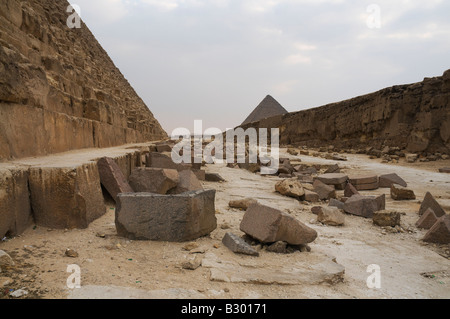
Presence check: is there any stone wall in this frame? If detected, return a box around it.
[240,69,450,155]
[0,0,167,161]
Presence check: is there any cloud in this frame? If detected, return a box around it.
[69,0,129,24]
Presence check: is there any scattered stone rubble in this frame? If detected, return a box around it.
[228,149,449,246]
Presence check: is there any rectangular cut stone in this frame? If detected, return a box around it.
[115,190,217,242]
[316,173,348,186]
[348,175,379,190]
[29,163,105,229]
[0,168,33,238]
[343,194,385,218]
[146,152,192,171]
[97,157,134,201]
[239,203,317,245]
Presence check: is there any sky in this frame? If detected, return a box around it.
[68,0,450,134]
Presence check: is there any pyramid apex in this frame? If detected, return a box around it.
[241,95,288,125]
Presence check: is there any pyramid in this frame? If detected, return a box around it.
[242,95,288,125]
[0,0,167,160]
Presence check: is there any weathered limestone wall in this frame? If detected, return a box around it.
[0,0,167,161]
[241,70,450,154]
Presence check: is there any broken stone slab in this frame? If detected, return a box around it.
[181,255,202,270]
[415,208,439,229]
[97,157,134,202]
[438,167,450,173]
[228,198,258,210]
[146,152,191,171]
[222,232,259,256]
[240,203,317,245]
[29,163,105,229]
[317,207,345,226]
[192,169,205,181]
[129,167,178,194]
[378,173,407,188]
[390,184,416,200]
[372,211,401,227]
[202,252,345,285]
[205,173,225,182]
[297,174,314,184]
[155,143,172,153]
[344,183,360,198]
[343,194,385,218]
[316,173,348,190]
[419,192,446,217]
[422,215,450,244]
[324,164,340,174]
[348,175,379,191]
[313,179,336,200]
[304,189,320,203]
[295,167,317,175]
[329,198,345,210]
[0,167,33,239]
[275,178,305,199]
[115,189,217,242]
[168,170,204,195]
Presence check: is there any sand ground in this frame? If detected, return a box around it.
[1,149,449,299]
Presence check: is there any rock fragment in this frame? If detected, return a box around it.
[168,170,203,194]
[390,184,416,200]
[343,194,385,218]
[228,198,258,210]
[275,178,305,199]
[205,173,225,182]
[344,183,360,198]
[348,175,379,191]
[379,173,407,188]
[222,233,259,256]
[372,211,401,227]
[129,168,178,194]
[240,203,317,245]
[419,192,446,217]
[97,157,134,201]
[313,180,336,200]
[316,173,348,190]
[422,215,450,244]
[415,208,438,230]
[317,207,345,226]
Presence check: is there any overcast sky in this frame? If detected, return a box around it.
[68,0,450,134]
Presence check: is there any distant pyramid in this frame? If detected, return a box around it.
[242,95,288,125]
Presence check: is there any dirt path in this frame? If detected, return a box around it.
[1,150,449,299]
